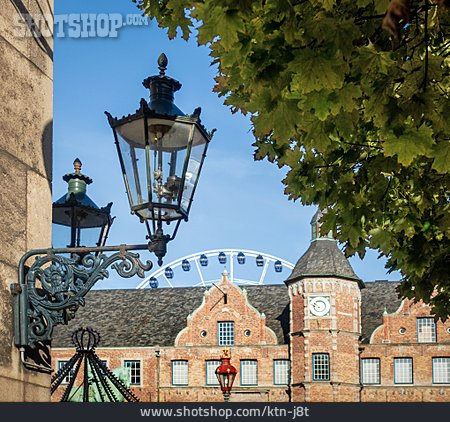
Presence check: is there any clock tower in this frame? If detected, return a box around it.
[286,210,364,402]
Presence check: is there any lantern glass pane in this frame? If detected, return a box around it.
[52,222,104,248]
[116,127,147,209]
[181,127,208,213]
[52,223,72,248]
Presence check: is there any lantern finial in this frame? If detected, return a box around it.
[73,158,82,174]
[158,53,168,76]
[221,348,231,359]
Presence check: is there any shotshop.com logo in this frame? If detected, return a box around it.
[13,13,150,38]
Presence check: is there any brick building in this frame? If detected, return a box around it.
[52,211,450,402]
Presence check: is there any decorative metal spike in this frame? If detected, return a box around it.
[158,53,168,76]
[73,158,82,174]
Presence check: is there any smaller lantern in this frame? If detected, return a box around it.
[237,252,245,265]
[182,259,190,271]
[218,252,227,265]
[256,255,264,267]
[149,277,158,288]
[215,349,237,402]
[52,159,113,249]
[200,254,208,267]
[274,260,282,273]
[165,267,174,279]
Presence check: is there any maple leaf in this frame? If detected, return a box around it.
[382,125,434,166]
[431,141,450,173]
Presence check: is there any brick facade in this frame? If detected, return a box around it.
[360,298,450,402]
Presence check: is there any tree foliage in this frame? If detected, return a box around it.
[133,0,450,319]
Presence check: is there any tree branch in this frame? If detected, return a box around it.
[422,0,430,91]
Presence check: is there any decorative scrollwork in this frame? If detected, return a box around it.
[15,246,152,349]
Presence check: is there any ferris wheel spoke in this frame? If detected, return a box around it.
[163,273,173,288]
[258,259,270,285]
[194,258,206,286]
[230,252,234,283]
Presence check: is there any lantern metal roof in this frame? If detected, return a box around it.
[52,158,112,229]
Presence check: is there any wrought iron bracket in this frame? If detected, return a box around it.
[10,243,152,371]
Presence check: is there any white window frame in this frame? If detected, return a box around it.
[417,317,436,343]
[218,321,235,346]
[57,360,74,385]
[361,358,380,385]
[124,359,142,386]
[312,353,330,381]
[274,360,290,385]
[394,358,413,384]
[240,360,258,386]
[172,360,188,386]
[432,357,450,384]
[206,360,220,386]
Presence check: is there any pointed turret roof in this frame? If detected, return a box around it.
[286,209,364,288]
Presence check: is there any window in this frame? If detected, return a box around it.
[361,358,380,384]
[57,360,75,384]
[124,360,141,385]
[206,360,220,386]
[172,360,188,385]
[312,354,330,381]
[274,360,290,385]
[432,358,450,384]
[394,358,413,384]
[240,360,258,386]
[218,321,234,346]
[417,318,436,343]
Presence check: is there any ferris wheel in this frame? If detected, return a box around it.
[135,249,295,289]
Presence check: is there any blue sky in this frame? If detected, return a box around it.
[53,0,400,288]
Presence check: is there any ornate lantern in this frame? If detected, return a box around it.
[215,349,237,402]
[52,159,113,248]
[105,54,214,265]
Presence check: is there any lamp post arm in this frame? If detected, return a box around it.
[11,243,153,359]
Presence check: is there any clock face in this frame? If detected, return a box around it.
[309,296,331,316]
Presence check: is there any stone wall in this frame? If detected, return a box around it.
[0,0,53,401]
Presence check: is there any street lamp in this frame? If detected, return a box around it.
[11,53,213,372]
[105,53,214,265]
[52,158,113,249]
[215,349,237,402]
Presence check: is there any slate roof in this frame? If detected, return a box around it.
[52,282,402,348]
[286,240,363,287]
[360,281,402,343]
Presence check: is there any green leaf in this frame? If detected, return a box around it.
[289,49,345,94]
[383,125,435,166]
[197,7,245,50]
[431,141,450,173]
